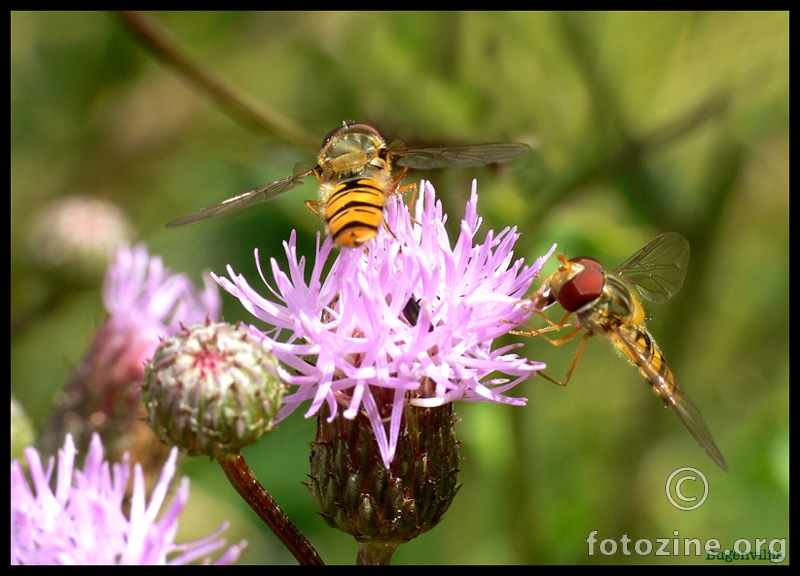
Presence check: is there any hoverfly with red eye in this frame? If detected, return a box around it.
[523,232,728,471]
[166,122,530,248]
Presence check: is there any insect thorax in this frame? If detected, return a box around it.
[577,273,639,332]
[317,127,388,179]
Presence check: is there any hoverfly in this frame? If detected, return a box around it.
[525,232,728,471]
[166,122,530,248]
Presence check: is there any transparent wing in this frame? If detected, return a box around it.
[613,232,690,304]
[165,166,316,228]
[611,324,728,471]
[391,142,531,170]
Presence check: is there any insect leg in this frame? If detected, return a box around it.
[304,200,325,220]
[387,167,410,196]
[511,309,576,343]
[537,330,593,387]
[386,166,422,222]
[382,219,399,242]
[399,182,418,214]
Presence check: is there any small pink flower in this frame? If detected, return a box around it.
[11,434,246,565]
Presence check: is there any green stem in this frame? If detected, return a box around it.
[116,11,319,151]
[356,541,400,565]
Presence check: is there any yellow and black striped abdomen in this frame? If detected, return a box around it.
[614,322,729,470]
[324,178,387,248]
[616,323,678,401]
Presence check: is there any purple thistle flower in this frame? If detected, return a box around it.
[37,244,222,482]
[215,180,554,467]
[102,243,222,345]
[11,434,246,565]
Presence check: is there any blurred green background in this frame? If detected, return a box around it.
[11,11,787,564]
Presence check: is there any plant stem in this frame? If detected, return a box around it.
[356,541,400,565]
[217,452,324,565]
[116,11,319,152]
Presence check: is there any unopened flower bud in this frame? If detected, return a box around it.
[143,321,285,458]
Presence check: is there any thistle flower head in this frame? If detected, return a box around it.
[11,434,246,565]
[143,321,287,458]
[102,243,222,356]
[215,180,553,467]
[37,244,222,479]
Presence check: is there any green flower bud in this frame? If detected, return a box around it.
[143,321,285,458]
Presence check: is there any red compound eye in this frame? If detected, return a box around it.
[557,257,605,312]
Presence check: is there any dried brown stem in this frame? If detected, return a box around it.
[217,452,324,565]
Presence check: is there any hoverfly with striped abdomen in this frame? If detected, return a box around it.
[522,232,728,471]
[166,122,530,248]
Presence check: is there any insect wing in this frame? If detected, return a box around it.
[392,142,531,170]
[165,167,315,228]
[614,232,690,304]
[665,384,729,472]
[611,324,729,471]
